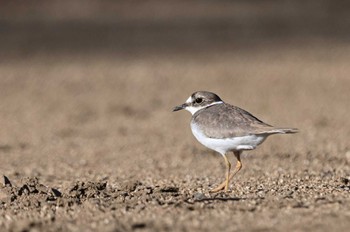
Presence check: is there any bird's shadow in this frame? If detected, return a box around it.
[184,194,263,204]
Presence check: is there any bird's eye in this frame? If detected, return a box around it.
[195,98,203,104]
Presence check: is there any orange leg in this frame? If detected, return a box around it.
[210,151,242,193]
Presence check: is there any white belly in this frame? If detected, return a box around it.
[190,123,267,155]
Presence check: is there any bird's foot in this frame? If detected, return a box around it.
[209,181,228,193]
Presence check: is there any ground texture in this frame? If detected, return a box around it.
[0,43,350,231]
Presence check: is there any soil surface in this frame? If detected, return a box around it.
[1,43,350,231]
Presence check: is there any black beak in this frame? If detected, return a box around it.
[172,103,187,112]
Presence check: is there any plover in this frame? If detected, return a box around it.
[173,91,297,193]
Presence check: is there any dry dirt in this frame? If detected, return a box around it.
[0,43,350,231]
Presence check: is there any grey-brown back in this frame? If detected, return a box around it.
[191,103,297,139]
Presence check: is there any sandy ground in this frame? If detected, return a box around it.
[0,42,350,231]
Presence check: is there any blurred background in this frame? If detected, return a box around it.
[1,0,349,59]
[0,0,349,181]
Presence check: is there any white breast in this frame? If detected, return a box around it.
[190,122,267,155]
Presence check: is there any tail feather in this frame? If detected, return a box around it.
[275,128,298,134]
[257,127,298,135]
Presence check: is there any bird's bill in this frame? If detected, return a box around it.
[172,103,188,112]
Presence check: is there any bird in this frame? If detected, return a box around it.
[173,91,298,193]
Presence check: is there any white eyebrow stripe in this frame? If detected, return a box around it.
[186,96,192,103]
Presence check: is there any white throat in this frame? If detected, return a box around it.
[185,100,224,115]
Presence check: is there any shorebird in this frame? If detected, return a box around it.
[173,91,297,192]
